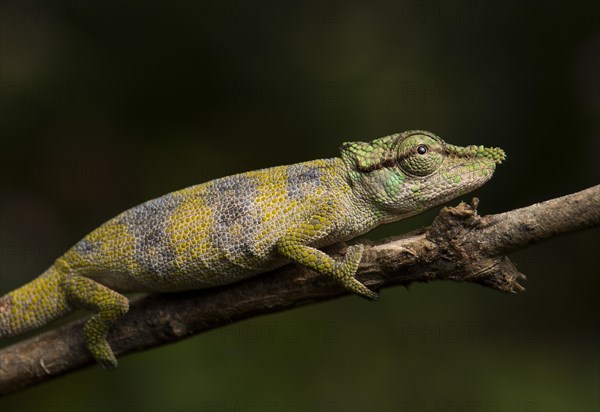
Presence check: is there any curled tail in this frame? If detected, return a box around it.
[0,264,72,338]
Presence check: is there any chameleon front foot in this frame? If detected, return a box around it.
[337,244,379,300]
[277,236,378,301]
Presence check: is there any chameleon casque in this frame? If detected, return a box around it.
[0,130,505,368]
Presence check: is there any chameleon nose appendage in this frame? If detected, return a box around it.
[473,145,506,164]
[446,144,506,164]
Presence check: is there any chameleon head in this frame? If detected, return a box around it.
[340,130,505,220]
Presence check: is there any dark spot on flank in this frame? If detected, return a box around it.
[207,175,257,229]
[120,194,184,276]
[205,175,262,257]
[287,164,322,200]
[237,239,256,260]
[215,201,245,228]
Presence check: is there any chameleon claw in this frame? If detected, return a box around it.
[364,288,379,301]
[99,356,119,370]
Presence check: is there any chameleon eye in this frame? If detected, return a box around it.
[397,135,444,177]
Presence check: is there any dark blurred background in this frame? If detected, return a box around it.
[1,1,598,411]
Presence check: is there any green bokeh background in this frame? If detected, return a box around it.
[1,1,598,411]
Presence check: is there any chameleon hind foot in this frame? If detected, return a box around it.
[64,275,129,369]
[83,315,120,369]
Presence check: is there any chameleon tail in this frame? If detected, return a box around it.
[0,265,72,338]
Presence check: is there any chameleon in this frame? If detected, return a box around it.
[0,130,505,368]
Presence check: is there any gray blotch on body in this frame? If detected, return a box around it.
[207,175,257,229]
[74,239,95,255]
[119,193,184,277]
[206,175,262,262]
[286,164,321,200]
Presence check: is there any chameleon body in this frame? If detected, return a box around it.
[0,131,505,368]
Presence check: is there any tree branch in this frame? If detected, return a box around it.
[1,185,599,396]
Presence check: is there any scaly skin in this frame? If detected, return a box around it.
[0,130,505,368]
